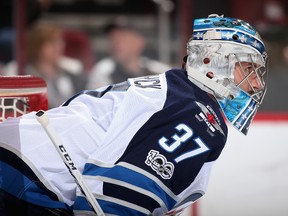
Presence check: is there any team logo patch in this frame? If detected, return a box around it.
[195,102,224,135]
[197,112,216,133]
[145,150,174,179]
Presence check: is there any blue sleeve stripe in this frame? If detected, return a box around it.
[83,162,177,209]
[118,161,178,200]
[0,161,68,210]
[74,196,149,216]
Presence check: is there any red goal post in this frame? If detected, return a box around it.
[0,76,48,122]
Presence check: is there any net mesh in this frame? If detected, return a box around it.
[0,97,28,121]
[0,76,48,122]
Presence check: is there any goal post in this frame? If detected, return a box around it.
[0,75,48,122]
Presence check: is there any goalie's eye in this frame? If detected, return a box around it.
[243,63,259,76]
[244,66,253,75]
[234,62,263,94]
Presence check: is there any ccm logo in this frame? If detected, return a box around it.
[59,145,77,170]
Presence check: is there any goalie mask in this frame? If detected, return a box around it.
[186,14,268,135]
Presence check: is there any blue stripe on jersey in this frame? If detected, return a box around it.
[0,147,70,210]
[83,163,177,210]
[74,196,148,216]
[0,161,68,209]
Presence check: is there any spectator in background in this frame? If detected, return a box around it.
[4,21,87,108]
[87,17,171,89]
[63,29,95,75]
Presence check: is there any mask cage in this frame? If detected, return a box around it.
[227,53,268,104]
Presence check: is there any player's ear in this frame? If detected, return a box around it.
[182,55,188,69]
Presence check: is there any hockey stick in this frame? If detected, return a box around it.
[35,110,105,216]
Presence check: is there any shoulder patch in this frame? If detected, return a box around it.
[195,101,224,135]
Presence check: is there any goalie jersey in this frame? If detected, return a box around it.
[0,69,227,215]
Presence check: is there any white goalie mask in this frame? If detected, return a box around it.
[186,14,268,135]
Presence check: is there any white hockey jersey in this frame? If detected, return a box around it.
[0,69,227,215]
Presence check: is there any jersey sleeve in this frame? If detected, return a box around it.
[63,83,129,134]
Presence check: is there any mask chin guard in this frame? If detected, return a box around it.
[217,90,258,135]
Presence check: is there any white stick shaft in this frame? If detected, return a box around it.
[35,110,104,216]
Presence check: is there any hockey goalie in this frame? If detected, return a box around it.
[0,14,268,216]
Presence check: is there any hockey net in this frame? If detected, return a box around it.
[0,76,48,122]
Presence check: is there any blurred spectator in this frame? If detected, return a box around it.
[4,21,87,108]
[87,17,171,89]
[63,29,95,75]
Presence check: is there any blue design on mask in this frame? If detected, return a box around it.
[217,91,257,135]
